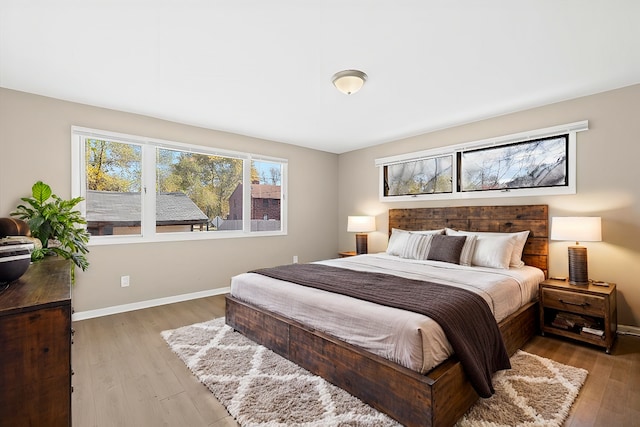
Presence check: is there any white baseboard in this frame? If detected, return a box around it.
[618,324,640,337]
[72,287,230,321]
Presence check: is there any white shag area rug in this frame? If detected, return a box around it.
[162,317,587,427]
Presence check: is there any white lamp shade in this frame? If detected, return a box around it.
[347,216,376,233]
[551,217,602,243]
[332,70,367,95]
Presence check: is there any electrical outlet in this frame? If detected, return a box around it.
[293,255,298,264]
[120,275,130,287]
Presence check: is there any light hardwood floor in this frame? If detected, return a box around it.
[72,295,640,426]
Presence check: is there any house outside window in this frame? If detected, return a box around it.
[227,160,283,231]
[84,138,142,236]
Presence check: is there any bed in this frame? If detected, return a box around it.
[225,205,548,426]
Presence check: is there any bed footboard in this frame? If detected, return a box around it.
[225,296,537,427]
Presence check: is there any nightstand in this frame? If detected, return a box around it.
[539,279,617,353]
[338,251,357,258]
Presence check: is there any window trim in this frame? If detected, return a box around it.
[375,120,587,202]
[71,126,288,246]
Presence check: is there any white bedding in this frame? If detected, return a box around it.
[230,253,544,373]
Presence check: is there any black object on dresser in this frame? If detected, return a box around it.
[0,258,72,426]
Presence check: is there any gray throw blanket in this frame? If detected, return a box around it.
[251,263,511,398]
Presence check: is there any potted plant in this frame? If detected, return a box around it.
[11,181,90,280]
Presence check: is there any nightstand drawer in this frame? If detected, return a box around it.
[542,288,605,316]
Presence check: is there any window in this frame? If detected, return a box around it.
[459,135,568,192]
[72,127,287,245]
[376,121,587,201]
[383,155,453,197]
[84,138,143,236]
[156,148,243,233]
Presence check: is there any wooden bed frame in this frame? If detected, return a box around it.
[225,204,548,427]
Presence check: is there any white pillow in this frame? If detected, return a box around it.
[400,233,434,260]
[471,234,517,269]
[458,234,477,266]
[387,228,444,256]
[446,228,529,267]
[412,229,445,236]
[386,228,411,256]
[445,229,477,266]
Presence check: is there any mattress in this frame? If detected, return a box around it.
[230,253,544,373]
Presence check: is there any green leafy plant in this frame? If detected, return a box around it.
[12,181,90,280]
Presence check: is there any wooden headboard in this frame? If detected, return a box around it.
[389,205,548,276]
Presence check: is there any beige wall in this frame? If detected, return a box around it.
[3,85,639,327]
[0,88,339,313]
[338,84,640,328]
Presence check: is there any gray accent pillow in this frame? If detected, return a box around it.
[427,234,467,264]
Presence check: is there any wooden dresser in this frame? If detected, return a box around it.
[0,258,72,426]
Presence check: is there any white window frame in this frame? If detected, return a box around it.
[71,126,288,246]
[375,121,588,202]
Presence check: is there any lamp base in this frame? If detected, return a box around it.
[568,246,589,286]
[355,234,368,255]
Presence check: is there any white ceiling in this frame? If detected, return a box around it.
[1,1,639,154]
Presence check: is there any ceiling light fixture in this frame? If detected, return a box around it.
[332,69,367,95]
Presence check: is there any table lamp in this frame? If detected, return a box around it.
[347,216,376,255]
[550,217,602,286]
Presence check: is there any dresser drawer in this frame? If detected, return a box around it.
[542,287,605,316]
